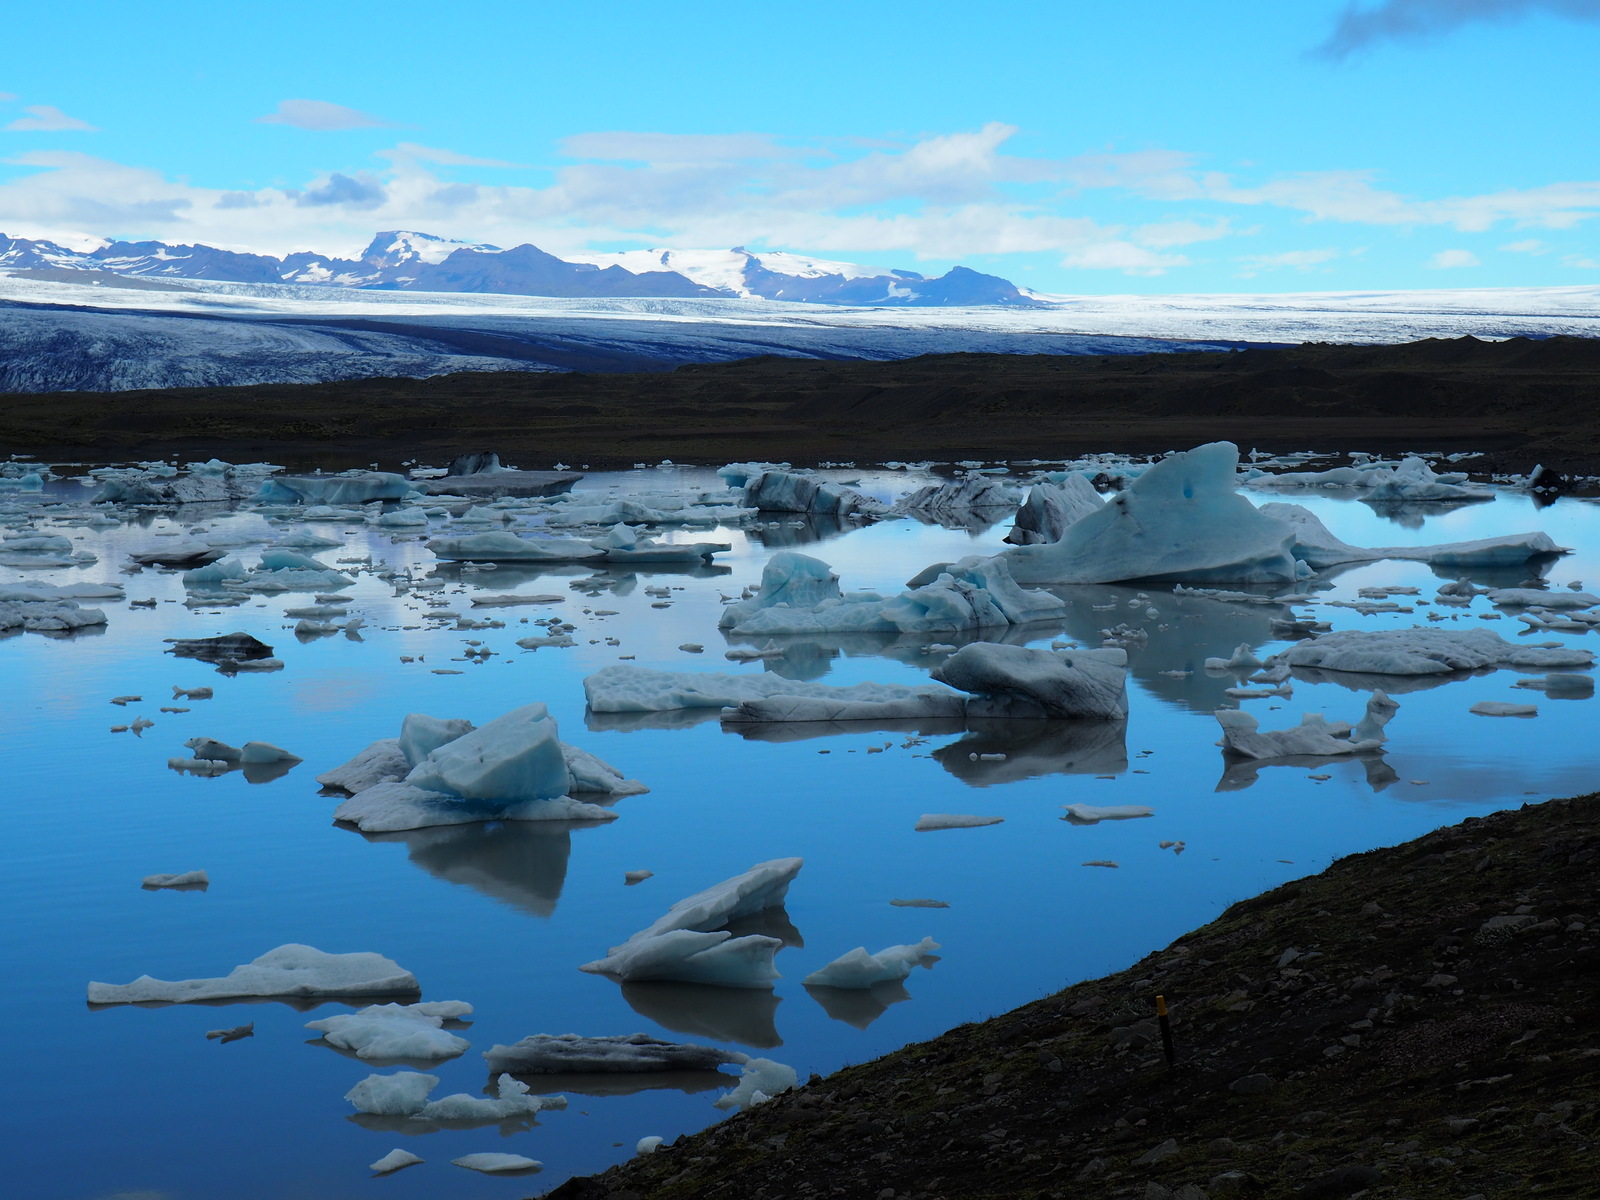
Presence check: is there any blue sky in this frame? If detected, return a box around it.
[3,0,1600,293]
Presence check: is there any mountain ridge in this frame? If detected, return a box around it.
[0,229,1043,307]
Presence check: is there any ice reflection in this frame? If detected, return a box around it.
[352,819,609,919]
[1362,496,1493,528]
[745,514,847,548]
[805,981,912,1029]
[511,1068,733,1097]
[932,718,1128,784]
[1215,751,1400,793]
[618,982,784,1049]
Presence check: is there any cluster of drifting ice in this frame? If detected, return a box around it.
[1216,691,1398,760]
[87,944,418,1004]
[306,1001,474,1061]
[483,1033,745,1074]
[718,551,1067,636]
[1245,456,1488,502]
[581,859,802,988]
[345,1070,565,1121]
[319,704,645,831]
[802,937,940,989]
[1270,628,1593,676]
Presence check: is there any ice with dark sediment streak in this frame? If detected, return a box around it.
[1269,627,1593,676]
[482,1033,746,1075]
[994,442,1304,585]
[581,859,802,988]
[1260,502,1563,570]
[87,944,418,1004]
[743,471,888,518]
[893,476,1022,519]
[1003,473,1105,545]
[801,937,940,989]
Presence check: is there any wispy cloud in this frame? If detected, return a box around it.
[1313,0,1600,60]
[1501,237,1548,253]
[0,92,18,103]
[255,99,393,131]
[1236,248,1340,277]
[5,104,98,132]
[1428,248,1482,267]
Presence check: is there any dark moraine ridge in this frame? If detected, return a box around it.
[6,334,1600,474]
[546,792,1600,1200]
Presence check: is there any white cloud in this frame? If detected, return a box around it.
[255,99,392,131]
[1060,242,1190,275]
[1313,0,1600,60]
[5,105,97,132]
[0,92,17,103]
[1236,248,1340,277]
[1501,237,1548,253]
[1428,248,1481,267]
[1563,254,1600,268]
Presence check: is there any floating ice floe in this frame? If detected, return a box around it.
[184,737,301,764]
[306,1001,474,1060]
[93,460,280,505]
[0,533,98,568]
[1061,804,1153,823]
[743,471,887,518]
[1488,588,1600,609]
[580,859,801,988]
[142,870,208,889]
[1269,627,1593,676]
[482,1033,746,1075]
[915,814,1005,831]
[347,1070,565,1125]
[586,664,964,722]
[369,1149,423,1175]
[453,1153,541,1174]
[1245,455,1488,502]
[1003,473,1105,545]
[802,937,940,988]
[1471,700,1539,716]
[87,944,418,1004]
[1259,503,1562,570]
[994,442,1303,585]
[166,631,274,663]
[1215,691,1397,760]
[255,471,414,505]
[712,1057,798,1112]
[0,598,107,633]
[930,643,1129,720]
[717,551,1067,637]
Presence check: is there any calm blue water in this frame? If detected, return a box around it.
[3,465,1597,1199]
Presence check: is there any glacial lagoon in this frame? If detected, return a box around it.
[4,455,1599,1197]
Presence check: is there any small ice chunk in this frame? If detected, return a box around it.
[142,869,209,889]
[452,1153,541,1174]
[205,1023,253,1042]
[890,898,949,908]
[306,1001,474,1061]
[483,1033,745,1074]
[802,937,940,988]
[369,1149,423,1175]
[624,870,654,884]
[914,814,1004,831]
[712,1057,798,1112]
[636,1136,664,1155]
[344,1072,439,1116]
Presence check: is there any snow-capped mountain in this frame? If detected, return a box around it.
[0,230,1042,307]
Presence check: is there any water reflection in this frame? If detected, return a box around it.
[618,982,783,1049]
[510,1068,733,1098]
[932,718,1128,784]
[353,820,607,918]
[347,1111,545,1137]
[1215,751,1399,793]
[805,981,912,1029]
[745,514,848,548]
[1362,496,1493,528]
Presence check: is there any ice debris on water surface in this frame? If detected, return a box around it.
[87,944,418,1004]
[306,1001,474,1061]
[712,1057,798,1112]
[581,859,801,988]
[482,1033,746,1075]
[345,1070,564,1122]
[802,937,940,989]
[451,1152,541,1174]
[1062,804,1153,823]
[141,869,208,889]
[915,814,1005,831]
[1216,691,1397,760]
[369,1149,423,1175]
[1269,628,1592,676]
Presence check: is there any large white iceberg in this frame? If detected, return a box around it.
[1271,627,1593,676]
[87,944,418,1004]
[306,1001,474,1060]
[802,937,940,989]
[718,551,1067,636]
[930,643,1129,719]
[994,442,1302,585]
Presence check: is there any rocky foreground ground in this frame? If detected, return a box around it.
[7,335,1600,476]
[547,792,1600,1200]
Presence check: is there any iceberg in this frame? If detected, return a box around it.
[1004,474,1105,545]
[930,643,1129,719]
[255,472,413,505]
[0,599,107,633]
[893,477,1022,523]
[369,1149,423,1175]
[87,944,418,1004]
[744,471,887,518]
[404,703,574,803]
[332,782,616,833]
[802,937,940,989]
[1061,804,1153,823]
[915,814,1004,830]
[1215,691,1396,760]
[712,1058,798,1112]
[1259,503,1563,570]
[995,442,1302,585]
[452,1153,541,1174]
[306,1001,474,1060]
[346,1070,564,1123]
[141,869,209,889]
[482,1033,745,1075]
[585,664,962,716]
[428,531,604,563]
[1271,627,1593,675]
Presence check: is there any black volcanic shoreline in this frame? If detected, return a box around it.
[5,334,1600,475]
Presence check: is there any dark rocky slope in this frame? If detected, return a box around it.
[549,792,1600,1200]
